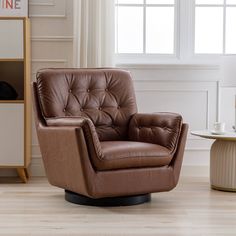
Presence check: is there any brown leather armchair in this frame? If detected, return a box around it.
[33,68,188,206]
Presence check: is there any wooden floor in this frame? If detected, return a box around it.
[0,177,236,236]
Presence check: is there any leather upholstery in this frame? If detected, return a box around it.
[32,68,188,199]
[129,113,182,154]
[46,117,103,162]
[100,141,172,170]
[47,117,174,171]
[170,123,189,185]
[36,69,137,141]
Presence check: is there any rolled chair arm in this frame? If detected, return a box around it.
[129,113,183,154]
[46,117,103,161]
[37,124,96,196]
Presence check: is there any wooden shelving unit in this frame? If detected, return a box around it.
[0,17,31,183]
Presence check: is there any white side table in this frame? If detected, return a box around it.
[191,130,236,192]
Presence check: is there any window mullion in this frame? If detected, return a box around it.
[115,0,179,64]
[223,0,226,54]
[175,0,180,59]
[115,4,118,53]
[143,0,146,54]
[178,0,193,60]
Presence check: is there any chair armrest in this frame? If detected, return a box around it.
[46,117,103,160]
[37,124,96,195]
[129,113,183,154]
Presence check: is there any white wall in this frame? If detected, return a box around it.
[30,0,74,176]
[221,88,236,130]
[26,0,232,177]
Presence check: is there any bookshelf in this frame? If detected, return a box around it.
[0,17,31,183]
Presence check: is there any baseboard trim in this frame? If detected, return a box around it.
[181,165,209,177]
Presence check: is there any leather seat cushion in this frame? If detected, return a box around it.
[97,141,173,171]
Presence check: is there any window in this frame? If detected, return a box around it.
[115,0,177,55]
[115,0,236,64]
[195,0,236,54]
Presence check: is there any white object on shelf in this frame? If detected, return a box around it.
[221,56,236,132]
[213,121,225,133]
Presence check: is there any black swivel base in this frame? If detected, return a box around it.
[65,190,151,207]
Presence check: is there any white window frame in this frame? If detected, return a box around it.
[115,0,180,64]
[115,0,236,65]
[177,0,222,64]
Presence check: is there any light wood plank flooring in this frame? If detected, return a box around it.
[0,177,236,236]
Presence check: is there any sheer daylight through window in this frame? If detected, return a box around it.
[195,0,236,54]
[115,0,236,64]
[115,0,176,55]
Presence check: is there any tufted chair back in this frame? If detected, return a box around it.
[36,69,138,141]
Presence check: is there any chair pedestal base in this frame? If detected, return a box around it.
[65,190,151,207]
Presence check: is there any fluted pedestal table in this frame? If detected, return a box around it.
[191,130,236,192]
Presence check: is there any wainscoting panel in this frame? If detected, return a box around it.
[31,59,69,80]
[26,0,74,177]
[220,87,236,131]
[135,89,209,130]
[126,66,220,175]
[31,41,73,65]
[29,0,66,17]
[29,0,55,6]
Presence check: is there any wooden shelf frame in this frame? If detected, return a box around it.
[0,59,24,62]
[0,17,31,183]
[0,100,24,104]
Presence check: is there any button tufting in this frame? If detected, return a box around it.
[69,89,72,93]
[80,108,84,112]
[63,108,66,112]
[99,107,102,110]
[117,106,121,109]
[87,89,90,92]
[105,88,108,92]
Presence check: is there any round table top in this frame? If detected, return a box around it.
[191,130,236,141]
